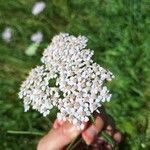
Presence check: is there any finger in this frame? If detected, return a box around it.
[38,129,66,150]
[96,137,105,144]
[113,132,122,144]
[94,107,116,131]
[90,136,105,149]
[105,125,114,136]
[62,121,83,141]
[82,116,104,145]
[53,119,64,129]
[104,144,112,150]
[91,138,111,150]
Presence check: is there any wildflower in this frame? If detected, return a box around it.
[2,27,12,43]
[31,31,43,44]
[19,33,114,129]
[32,1,46,15]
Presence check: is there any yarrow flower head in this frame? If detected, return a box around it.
[19,33,114,129]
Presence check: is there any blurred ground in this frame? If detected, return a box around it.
[0,0,149,150]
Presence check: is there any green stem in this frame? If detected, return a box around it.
[66,137,77,150]
[90,115,96,125]
[90,115,115,147]
[100,131,115,147]
[70,137,82,150]
[7,130,44,136]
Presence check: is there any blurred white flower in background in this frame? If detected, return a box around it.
[2,27,12,43]
[32,1,46,15]
[25,32,43,56]
[31,31,43,44]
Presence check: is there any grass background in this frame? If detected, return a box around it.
[0,0,149,149]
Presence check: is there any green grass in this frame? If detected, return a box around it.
[0,0,149,149]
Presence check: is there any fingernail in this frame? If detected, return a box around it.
[106,125,112,131]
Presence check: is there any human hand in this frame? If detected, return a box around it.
[37,114,121,150]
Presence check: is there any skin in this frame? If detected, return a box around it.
[37,115,121,150]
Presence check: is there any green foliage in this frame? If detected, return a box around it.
[0,0,149,149]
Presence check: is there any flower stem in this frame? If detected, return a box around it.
[90,115,96,125]
[100,131,115,147]
[7,130,44,136]
[70,137,82,150]
[66,137,77,150]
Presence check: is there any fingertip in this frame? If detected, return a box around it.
[53,120,64,129]
[106,125,112,131]
[105,125,113,136]
[113,132,122,144]
[53,120,59,129]
[104,144,112,150]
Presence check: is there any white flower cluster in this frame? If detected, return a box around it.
[19,33,114,129]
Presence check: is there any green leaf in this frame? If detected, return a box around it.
[25,43,39,56]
